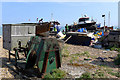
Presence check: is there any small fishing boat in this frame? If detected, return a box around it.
[77,15,96,27]
[71,15,96,32]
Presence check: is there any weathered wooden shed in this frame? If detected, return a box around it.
[2,23,36,50]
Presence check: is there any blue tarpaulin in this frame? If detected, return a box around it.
[78,28,87,32]
[96,23,101,28]
[56,25,61,33]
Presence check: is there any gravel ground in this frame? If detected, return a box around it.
[0,37,120,79]
[0,38,20,79]
[61,43,120,78]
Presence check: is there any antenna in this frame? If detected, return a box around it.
[108,11,110,27]
[91,16,93,21]
[51,13,53,21]
[81,14,83,17]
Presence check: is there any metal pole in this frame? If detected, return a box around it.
[51,13,53,21]
[102,15,105,32]
[104,16,105,32]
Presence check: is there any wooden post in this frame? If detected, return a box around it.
[55,48,61,68]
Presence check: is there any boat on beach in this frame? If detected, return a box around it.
[70,15,97,32]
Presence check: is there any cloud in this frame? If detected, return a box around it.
[1,0,120,2]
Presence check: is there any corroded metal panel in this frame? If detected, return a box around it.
[36,23,50,36]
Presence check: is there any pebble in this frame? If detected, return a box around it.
[103,51,107,53]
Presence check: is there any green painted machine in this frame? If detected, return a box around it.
[26,36,61,73]
[13,36,61,75]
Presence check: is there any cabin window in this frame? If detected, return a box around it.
[79,18,89,22]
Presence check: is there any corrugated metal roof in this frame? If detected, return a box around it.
[2,23,37,26]
[2,22,50,26]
